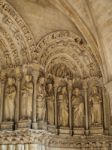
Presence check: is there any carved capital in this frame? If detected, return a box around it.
[83,80,88,90]
[15,67,22,80]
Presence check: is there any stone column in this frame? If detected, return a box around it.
[0,77,5,123]
[32,71,39,129]
[15,77,21,123]
[83,80,89,135]
[68,79,73,135]
[102,86,109,134]
[105,81,112,135]
[15,68,22,129]
[54,83,58,134]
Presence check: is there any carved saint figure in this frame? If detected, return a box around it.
[72,88,84,127]
[46,83,54,125]
[21,75,33,120]
[58,86,68,127]
[36,77,46,121]
[4,78,16,121]
[89,86,102,125]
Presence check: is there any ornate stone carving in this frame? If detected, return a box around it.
[20,75,33,120]
[36,76,46,121]
[89,86,102,126]
[46,81,55,125]
[0,0,37,69]
[4,77,16,122]
[58,86,69,127]
[72,88,84,127]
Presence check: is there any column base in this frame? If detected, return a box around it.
[85,129,90,135]
[32,122,37,129]
[59,127,70,134]
[37,121,47,130]
[47,125,56,133]
[17,120,32,129]
[0,122,14,130]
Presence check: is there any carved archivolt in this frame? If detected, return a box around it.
[36,30,102,79]
[0,0,36,69]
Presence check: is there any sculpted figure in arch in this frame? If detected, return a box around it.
[89,86,102,125]
[58,86,68,127]
[36,77,46,121]
[46,83,54,125]
[21,75,33,120]
[4,78,16,121]
[72,88,84,127]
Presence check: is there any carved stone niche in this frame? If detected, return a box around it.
[88,78,104,135]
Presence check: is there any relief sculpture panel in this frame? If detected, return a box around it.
[72,88,84,127]
[20,75,33,120]
[4,77,16,121]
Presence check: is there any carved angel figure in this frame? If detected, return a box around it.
[21,75,33,120]
[72,88,84,127]
[58,86,68,127]
[4,78,16,121]
[46,83,55,125]
[36,77,46,121]
[89,86,102,125]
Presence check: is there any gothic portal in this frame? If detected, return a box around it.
[0,0,112,149]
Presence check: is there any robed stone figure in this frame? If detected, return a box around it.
[89,86,102,125]
[72,88,84,127]
[58,86,68,127]
[4,78,16,121]
[21,75,33,120]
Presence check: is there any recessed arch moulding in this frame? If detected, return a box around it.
[0,0,112,149]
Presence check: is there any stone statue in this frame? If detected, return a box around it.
[58,86,68,127]
[4,78,16,121]
[89,86,102,125]
[21,75,33,120]
[46,83,54,125]
[36,77,46,121]
[72,88,84,127]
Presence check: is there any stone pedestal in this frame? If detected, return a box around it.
[47,125,56,133]
[37,121,47,130]
[0,122,14,130]
[17,120,32,129]
[59,127,70,134]
[73,128,85,135]
[90,126,103,134]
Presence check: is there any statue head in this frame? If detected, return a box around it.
[8,78,15,86]
[48,83,53,90]
[39,77,45,85]
[25,75,32,82]
[92,86,98,94]
[62,86,67,94]
[74,88,80,96]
